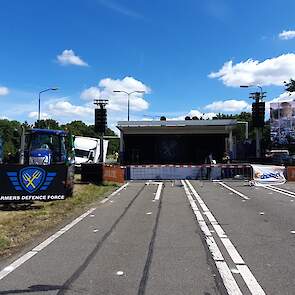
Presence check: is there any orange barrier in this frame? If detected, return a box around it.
[287,166,295,181]
[103,165,125,183]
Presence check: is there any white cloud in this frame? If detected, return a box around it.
[279,30,295,40]
[269,91,295,103]
[47,100,93,117]
[24,76,151,130]
[28,111,49,120]
[80,87,101,101]
[205,99,250,112]
[0,86,9,96]
[81,76,150,112]
[57,49,88,66]
[170,110,216,120]
[209,54,295,87]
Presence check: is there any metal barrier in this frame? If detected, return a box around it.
[126,164,252,180]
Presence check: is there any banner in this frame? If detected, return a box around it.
[251,164,286,185]
[270,101,295,145]
[0,164,70,202]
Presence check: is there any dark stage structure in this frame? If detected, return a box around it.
[117,120,237,165]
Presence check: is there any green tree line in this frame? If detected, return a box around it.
[0,119,119,161]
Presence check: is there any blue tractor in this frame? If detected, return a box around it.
[0,128,75,203]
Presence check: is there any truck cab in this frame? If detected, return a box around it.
[74,136,108,168]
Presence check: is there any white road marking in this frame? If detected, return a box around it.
[0,207,97,281]
[215,261,243,295]
[237,265,266,295]
[181,180,242,295]
[220,237,245,265]
[185,180,265,295]
[146,181,163,201]
[217,182,250,200]
[268,185,295,196]
[154,182,163,201]
[231,268,240,274]
[100,182,129,204]
[260,185,295,199]
[0,251,37,280]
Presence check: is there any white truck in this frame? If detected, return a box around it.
[74,136,108,168]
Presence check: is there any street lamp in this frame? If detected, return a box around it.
[113,90,145,121]
[38,87,58,121]
[240,85,264,99]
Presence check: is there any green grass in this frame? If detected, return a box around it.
[0,181,118,257]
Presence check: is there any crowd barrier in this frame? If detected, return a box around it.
[125,164,252,180]
[81,164,125,183]
[103,165,125,183]
[287,166,295,181]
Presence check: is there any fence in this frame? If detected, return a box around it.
[125,164,252,180]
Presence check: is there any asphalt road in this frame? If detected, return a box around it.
[0,179,295,294]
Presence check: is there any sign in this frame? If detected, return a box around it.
[251,164,286,185]
[0,164,68,202]
[270,101,295,145]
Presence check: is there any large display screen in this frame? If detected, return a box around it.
[270,101,295,145]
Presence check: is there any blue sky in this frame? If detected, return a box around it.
[1,0,295,129]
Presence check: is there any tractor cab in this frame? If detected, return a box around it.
[23,129,74,166]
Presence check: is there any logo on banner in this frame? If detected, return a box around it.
[7,167,57,193]
[251,164,286,185]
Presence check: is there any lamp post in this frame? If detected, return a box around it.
[240,85,265,100]
[113,90,145,121]
[38,87,58,121]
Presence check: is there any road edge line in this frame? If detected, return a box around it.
[0,207,96,281]
[100,182,129,204]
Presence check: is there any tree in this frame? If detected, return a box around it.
[0,118,120,161]
[34,119,60,130]
[61,121,92,137]
[0,119,22,161]
[284,79,295,93]
[61,121,119,155]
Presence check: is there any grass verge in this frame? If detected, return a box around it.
[0,181,118,258]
